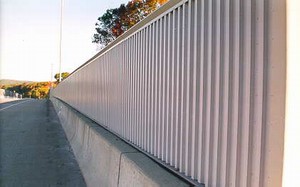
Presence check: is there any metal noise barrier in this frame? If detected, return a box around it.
[52,0,286,186]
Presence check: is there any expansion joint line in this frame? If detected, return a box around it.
[117,151,139,187]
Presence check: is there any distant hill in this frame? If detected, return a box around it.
[0,79,32,87]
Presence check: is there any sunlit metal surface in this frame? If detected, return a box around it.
[51,0,286,186]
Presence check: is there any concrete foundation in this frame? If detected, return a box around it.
[50,97,191,187]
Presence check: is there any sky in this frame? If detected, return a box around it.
[0,0,128,81]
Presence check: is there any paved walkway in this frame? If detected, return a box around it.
[0,99,86,186]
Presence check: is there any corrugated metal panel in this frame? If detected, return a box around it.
[51,0,285,186]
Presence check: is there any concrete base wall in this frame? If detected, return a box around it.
[50,97,191,187]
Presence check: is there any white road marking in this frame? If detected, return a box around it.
[0,99,32,111]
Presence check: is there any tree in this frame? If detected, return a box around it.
[54,72,70,82]
[93,0,168,47]
[3,82,53,99]
[93,8,119,46]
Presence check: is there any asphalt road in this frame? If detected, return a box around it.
[0,99,86,186]
[0,98,20,105]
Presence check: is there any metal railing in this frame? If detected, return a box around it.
[51,0,286,186]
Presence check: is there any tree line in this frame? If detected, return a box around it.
[0,72,69,99]
[93,0,168,46]
[1,82,52,99]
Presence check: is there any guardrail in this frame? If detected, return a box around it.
[51,0,286,186]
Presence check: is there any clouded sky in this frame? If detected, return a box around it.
[0,0,128,81]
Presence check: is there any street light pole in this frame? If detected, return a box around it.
[58,0,64,82]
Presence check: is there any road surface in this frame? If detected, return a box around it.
[0,99,86,186]
[0,98,20,104]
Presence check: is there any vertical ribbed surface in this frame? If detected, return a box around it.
[52,0,270,186]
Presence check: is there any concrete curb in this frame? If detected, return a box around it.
[50,97,191,187]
